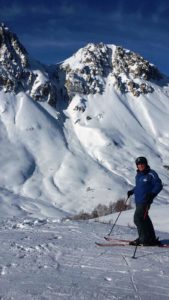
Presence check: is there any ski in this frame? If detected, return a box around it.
[96,241,169,248]
[104,236,131,243]
[95,242,128,247]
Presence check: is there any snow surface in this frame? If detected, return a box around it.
[1,217,169,299]
[0,72,169,219]
[1,44,169,217]
[1,41,169,298]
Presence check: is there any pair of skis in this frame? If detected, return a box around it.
[95,236,169,248]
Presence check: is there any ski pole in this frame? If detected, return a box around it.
[107,196,130,236]
[132,205,149,259]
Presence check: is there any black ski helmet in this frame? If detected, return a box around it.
[135,156,148,165]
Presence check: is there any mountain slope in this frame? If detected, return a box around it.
[62,43,169,206]
[0,24,169,218]
[1,218,169,299]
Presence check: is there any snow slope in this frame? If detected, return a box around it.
[1,81,169,218]
[0,25,169,219]
[0,88,125,217]
[0,217,169,299]
[1,25,169,300]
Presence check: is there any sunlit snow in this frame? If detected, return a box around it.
[1,35,169,299]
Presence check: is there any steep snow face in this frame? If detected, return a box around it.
[0,27,169,219]
[0,89,126,217]
[0,90,68,217]
[63,43,169,209]
[66,81,169,190]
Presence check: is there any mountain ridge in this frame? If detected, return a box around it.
[0,23,166,104]
[0,23,169,218]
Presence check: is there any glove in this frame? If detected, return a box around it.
[145,192,156,205]
[127,190,134,198]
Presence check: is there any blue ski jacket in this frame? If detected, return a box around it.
[131,166,163,205]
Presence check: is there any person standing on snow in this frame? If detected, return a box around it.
[127,156,163,246]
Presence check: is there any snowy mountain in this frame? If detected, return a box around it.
[0,23,169,219]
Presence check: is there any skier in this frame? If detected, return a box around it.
[127,156,163,246]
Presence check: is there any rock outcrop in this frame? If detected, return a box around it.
[62,43,112,100]
[111,46,162,97]
[0,23,58,106]
[61,43,163,100]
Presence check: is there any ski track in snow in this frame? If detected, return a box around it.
[0,218,169,299]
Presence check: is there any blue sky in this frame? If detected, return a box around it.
[1,0,169,74]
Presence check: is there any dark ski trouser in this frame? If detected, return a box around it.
[134,204,156,243]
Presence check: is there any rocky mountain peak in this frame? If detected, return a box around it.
[0,23,30,93]
[111,45,163,96]
[62,42,112,99]
[0,24,58,106]
[76,42,112,75]
[112,46,162,81]
[0,25,165,105]
[62,42,163,100]
[0,23,29,69]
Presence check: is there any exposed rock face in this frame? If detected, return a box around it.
[0,24,164,105]
[62,43,112,100]
[62,43,163,100]
[0,23,58,106]
[0,23,28,92]
[111,46,162,97]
